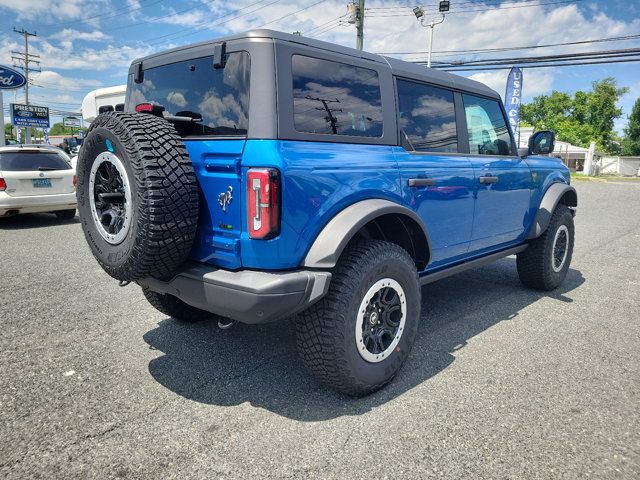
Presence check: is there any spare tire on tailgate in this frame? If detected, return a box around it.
[76,112,199,282]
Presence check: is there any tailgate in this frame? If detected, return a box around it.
[185,139,246,270]
[2,169,75,197]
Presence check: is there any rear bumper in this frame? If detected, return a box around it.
[0,192,77,216]
[138,263,332,324]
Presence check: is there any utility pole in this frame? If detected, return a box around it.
[347,1,365,50]
[305,95,342,134]
[12,27,40,143]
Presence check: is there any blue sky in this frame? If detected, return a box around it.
[1,0,639,133]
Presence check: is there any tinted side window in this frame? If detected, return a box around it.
[128,52,250,136]
[396,79,457,152]
[292,55,383,137]
[462,94,514,156]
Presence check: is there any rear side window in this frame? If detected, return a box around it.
[128,52,250,136]
[0,151,71,171]
[462,94,514,156]
[396,79,457,152]
[292,55,383,137]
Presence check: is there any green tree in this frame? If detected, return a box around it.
[520,77,628,153]
[4,122,13,139]
[622,98,640,156]
[49,122,87,136]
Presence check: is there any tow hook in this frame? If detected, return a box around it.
[218,318,236,330]
[118,280,131,287]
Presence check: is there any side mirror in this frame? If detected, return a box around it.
[528,130,555,155]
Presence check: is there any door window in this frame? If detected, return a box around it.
[292,55,383,137]
[462,94,514,156]
[396,79,457,153]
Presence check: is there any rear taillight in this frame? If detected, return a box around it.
[0,178,5,191]
[73,175,77,187]
[247,168,280,239]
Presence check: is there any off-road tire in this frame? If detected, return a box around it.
[77,112,198,281]
[517,204,574,290]
[142,287,214,322]
[296,240,421,396]
[55,209,76,220]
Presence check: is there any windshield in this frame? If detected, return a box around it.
[127,52,250,136]
[0,151,72,171]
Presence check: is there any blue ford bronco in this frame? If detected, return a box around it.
[77,30,577,395]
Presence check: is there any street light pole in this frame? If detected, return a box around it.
[414,2,450,68]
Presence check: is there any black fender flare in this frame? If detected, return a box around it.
[526,183,578,239]
[303,199,432,269]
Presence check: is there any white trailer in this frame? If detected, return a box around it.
[81,85,127,123]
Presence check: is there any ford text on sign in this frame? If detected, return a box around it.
[0,66,27,90]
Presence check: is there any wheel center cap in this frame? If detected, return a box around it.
[369,311,379,325]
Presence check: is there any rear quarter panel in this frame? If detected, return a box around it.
[239,139,403,269]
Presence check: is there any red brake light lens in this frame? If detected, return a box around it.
[73,175,77,187]
[135,103,153,112]
[247,168,280,239]
[135,103,165,115]
[0,178,6,191]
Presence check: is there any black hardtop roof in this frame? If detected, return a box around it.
[130,29,499,99]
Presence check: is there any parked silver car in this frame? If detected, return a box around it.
[0,145,76,219]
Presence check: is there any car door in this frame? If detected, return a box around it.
[461,93,532,252]
[393,78,475,269]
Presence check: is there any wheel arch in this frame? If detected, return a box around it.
[526,182,577,240]
[303,199,431,270]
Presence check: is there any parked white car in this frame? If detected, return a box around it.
[0,145,77,219]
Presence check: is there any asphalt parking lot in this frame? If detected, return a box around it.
[1,180,639,479]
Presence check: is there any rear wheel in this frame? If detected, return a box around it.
[517,204,574,290]
[55,209,76,220]
[296,240,421,396]
[142,287,214,322]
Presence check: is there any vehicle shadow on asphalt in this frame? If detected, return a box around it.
[143,258,585,421]
[0,213,79,229]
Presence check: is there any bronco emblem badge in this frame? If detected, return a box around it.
[218,186,233,212]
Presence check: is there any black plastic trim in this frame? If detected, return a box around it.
[526,183,577,239]
[420,245,527,285]
[303,199,432,269]
[138,263,332,324]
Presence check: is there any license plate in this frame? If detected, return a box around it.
[32,178,52,188]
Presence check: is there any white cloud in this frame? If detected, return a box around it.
[152,8,209,27]
[469,70,554,100]
[27,37,155,71]
[49,29,111,42]
[0,0,104,21]
[33,70,102,90]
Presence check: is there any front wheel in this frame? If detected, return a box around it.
[517,204,575,290]
[296,240,421,396]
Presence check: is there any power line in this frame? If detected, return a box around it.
[422,47,640,68]
[84,0,282,56]
[38,0,167,32]
[365,0,585,16]
[304,15,346,36]
[375,33,640,56]
[256,0,329,28]
[436,57,640,71]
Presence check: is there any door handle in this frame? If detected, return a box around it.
[479,176,499,184]
[408,178,436,187]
